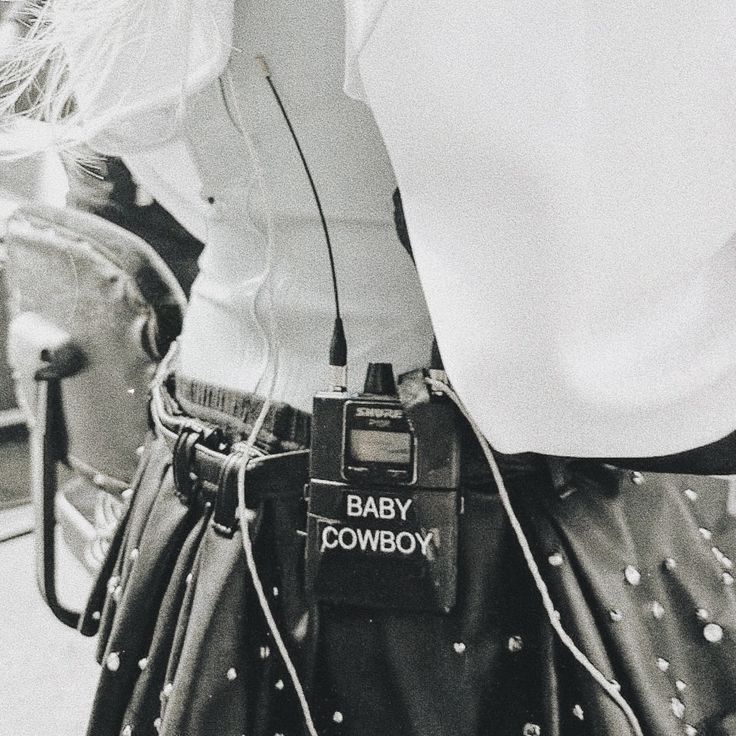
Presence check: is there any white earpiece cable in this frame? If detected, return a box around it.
[426,377,644,736]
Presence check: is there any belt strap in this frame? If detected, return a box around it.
[150,373,309,534]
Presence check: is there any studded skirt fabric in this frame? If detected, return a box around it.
[81,377,736,736]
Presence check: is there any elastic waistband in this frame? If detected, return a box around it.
[172,374,311,453]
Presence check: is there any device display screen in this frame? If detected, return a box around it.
[349,429,412,464]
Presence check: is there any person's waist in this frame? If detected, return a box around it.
[173,372,311,452]
[149,361,311,535]
[151,358,736,521]
[177,299,435,414]
[154,352,549,496]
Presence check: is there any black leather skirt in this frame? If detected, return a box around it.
[80,372,736,736]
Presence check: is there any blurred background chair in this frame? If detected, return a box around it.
[2,203,189,625]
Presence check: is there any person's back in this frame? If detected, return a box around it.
[347,1,736,458]
[88,0,433,406]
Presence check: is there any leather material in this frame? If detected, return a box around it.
[4,203,187,486]
[81,420,736,736]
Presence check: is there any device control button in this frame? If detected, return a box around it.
[363,363,397,395]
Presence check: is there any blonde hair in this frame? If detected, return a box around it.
[0,0,135,156]
[0,0,229,159]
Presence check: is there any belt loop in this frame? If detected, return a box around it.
[212,452,243,537]
[173,427,203,504]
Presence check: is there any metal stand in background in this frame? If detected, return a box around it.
[30,346,85,629]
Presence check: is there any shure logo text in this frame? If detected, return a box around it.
[355,407,404,419]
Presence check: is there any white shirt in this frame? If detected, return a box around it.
[345,0,736,456]
[76,0,433,410]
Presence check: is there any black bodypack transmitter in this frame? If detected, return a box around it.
[305,363,461,613]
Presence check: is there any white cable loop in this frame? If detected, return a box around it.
[220,58,321,736]
[234,401,320,736]
[426,378,644,736]
[217,48,638,736]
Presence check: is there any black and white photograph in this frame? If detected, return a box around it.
[1,2,736,734]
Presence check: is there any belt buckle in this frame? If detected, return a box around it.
[172,425,226,504]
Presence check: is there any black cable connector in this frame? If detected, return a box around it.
[329,317,348,390]
[330,316,347,367]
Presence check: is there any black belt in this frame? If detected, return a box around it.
[150,376,309,536]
